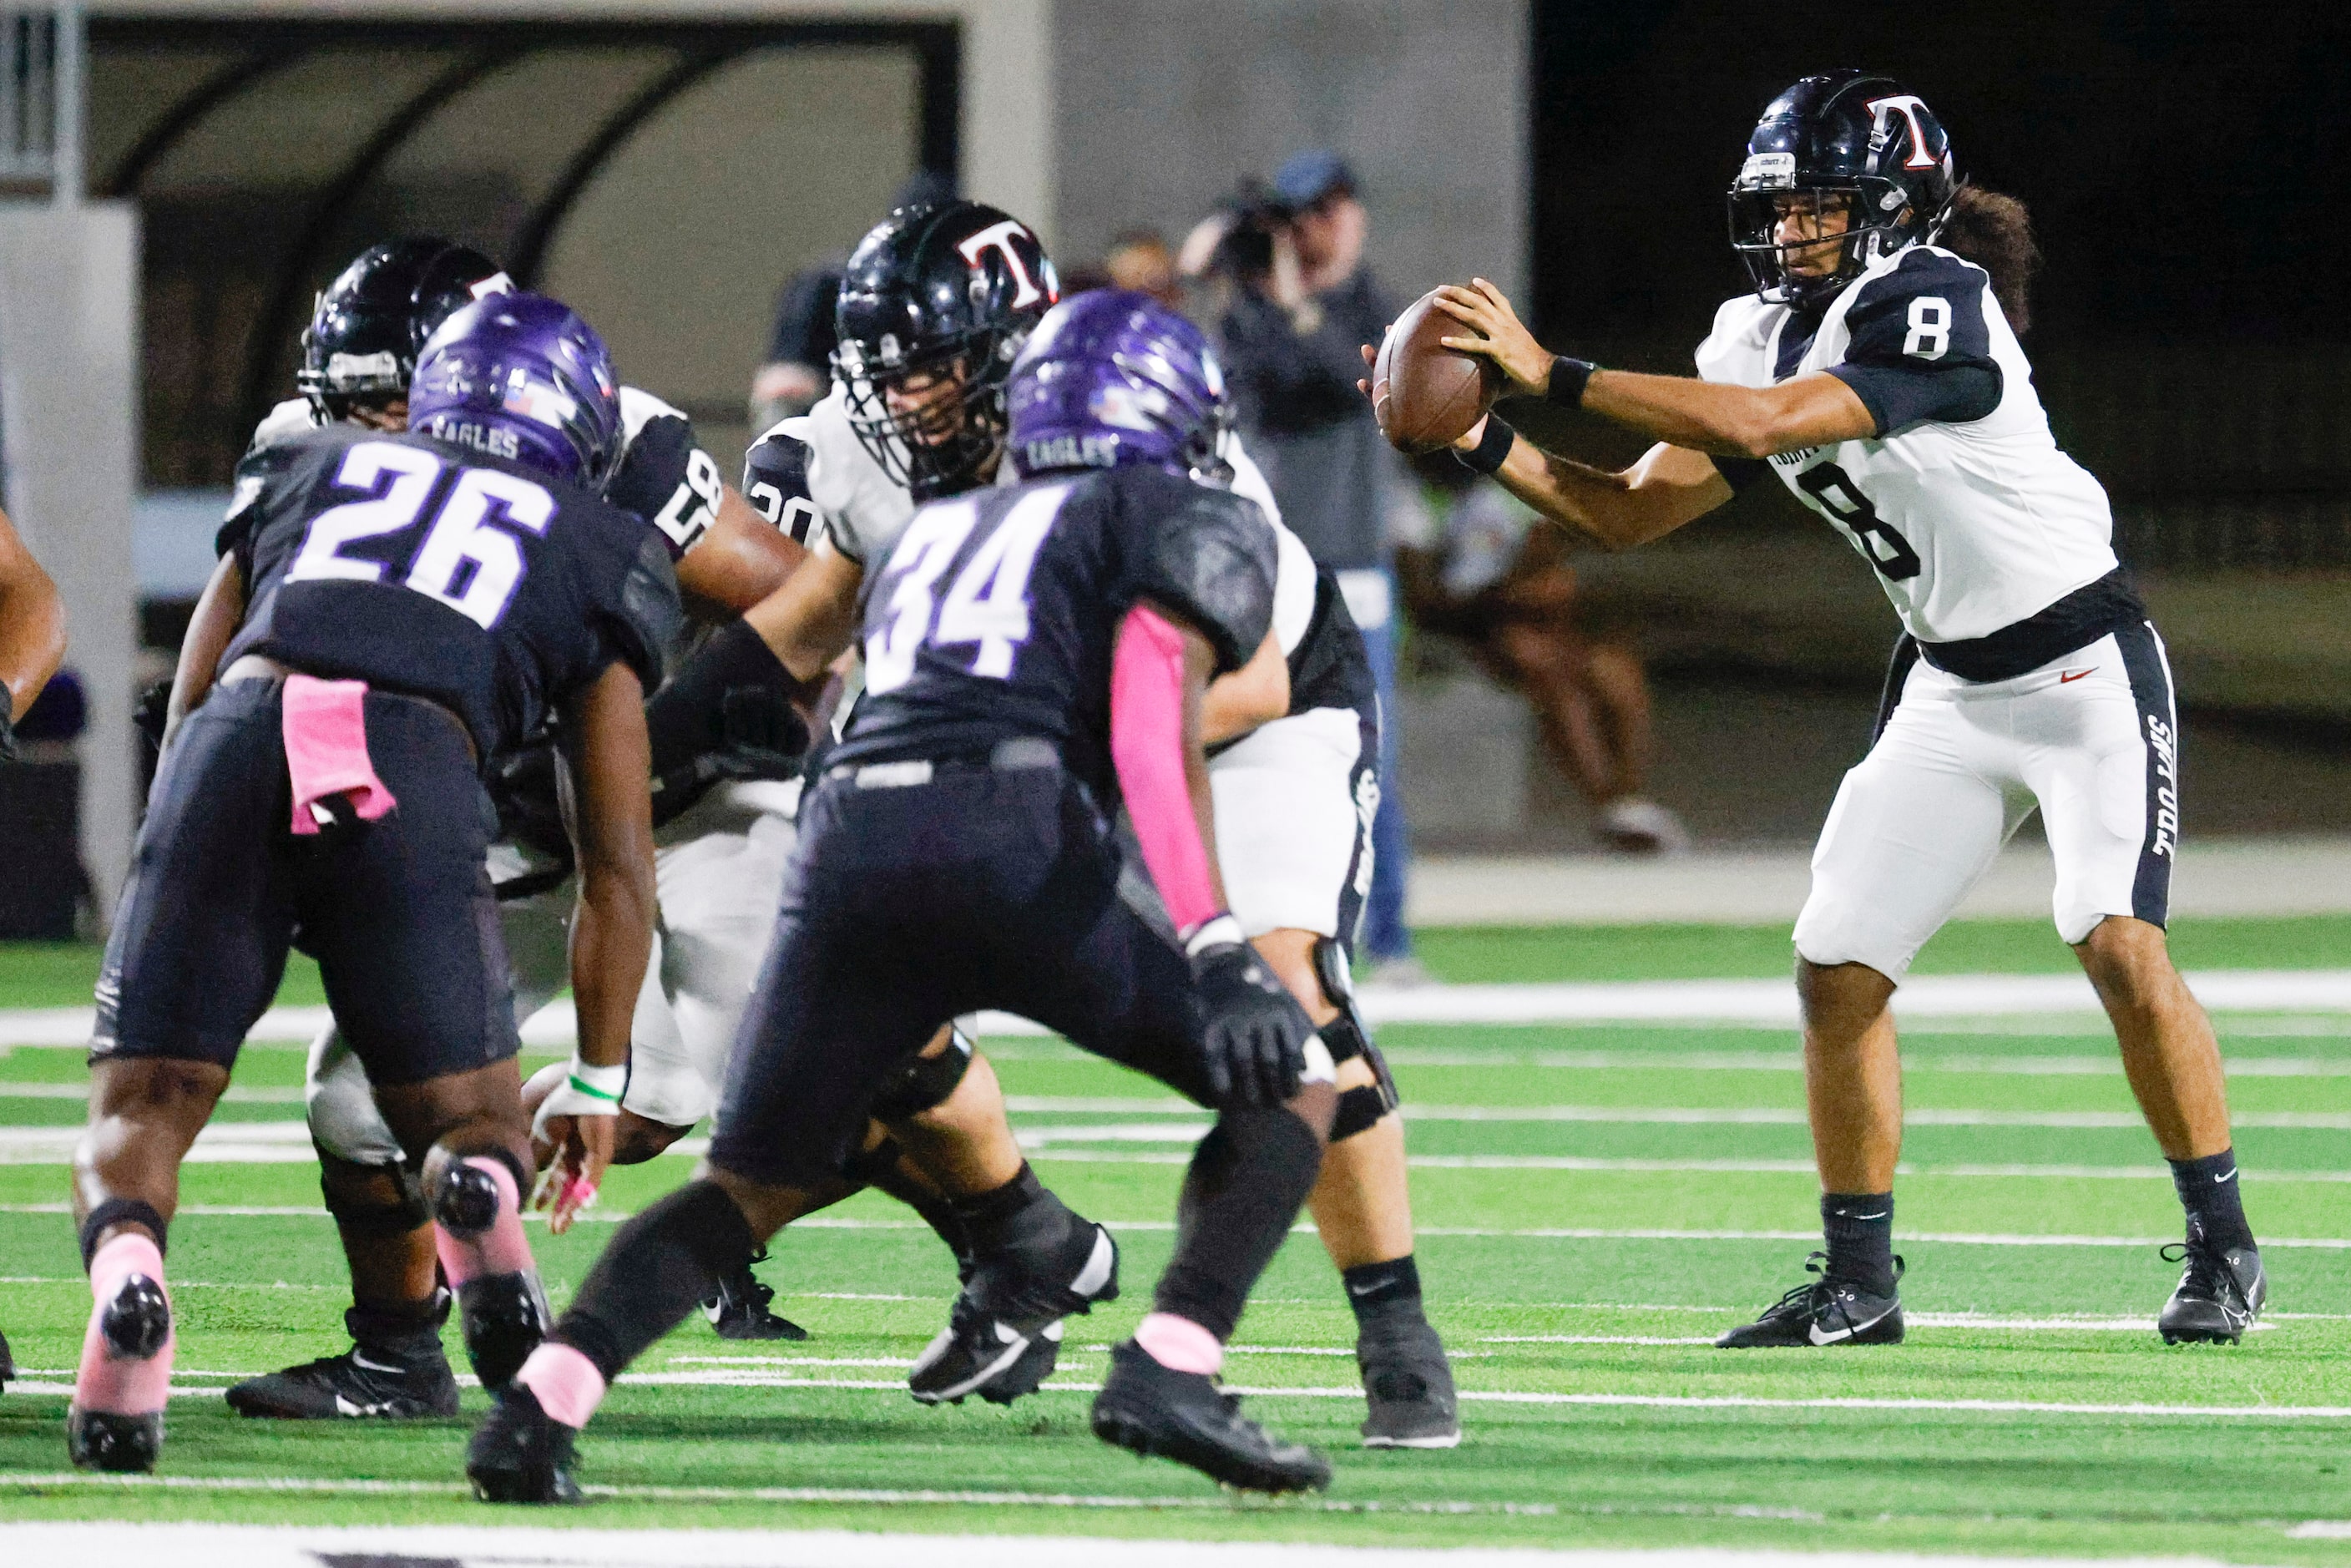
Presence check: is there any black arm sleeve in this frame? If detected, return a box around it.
[604,412,720,557]
[1120,470,1277,675]
[1828,249,2004,435]
[741,427,819,544]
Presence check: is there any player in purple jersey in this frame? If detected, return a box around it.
[468,293,1341,1501]
[67,296,674,1474]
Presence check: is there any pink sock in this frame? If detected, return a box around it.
[432,1156,534,1285]
[74,1232,175,1415]
[514,1342,608,1429]
[1135,1312,1223,1375]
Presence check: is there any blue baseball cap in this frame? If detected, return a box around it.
[1273,149,1356,209]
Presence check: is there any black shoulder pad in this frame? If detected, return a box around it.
[604,412,722,558]
[215,436,306,560]
[742,427,820,544]
[1125,470,1278,675]
[601,530,685,692]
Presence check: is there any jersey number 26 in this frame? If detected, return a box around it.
[287,442,554,630]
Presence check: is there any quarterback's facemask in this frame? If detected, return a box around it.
[1728,69,1958,309]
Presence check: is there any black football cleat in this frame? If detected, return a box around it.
[701,1247,809,1342]
[2158,1242,2266,1345]
[1092,1340,1331,1494]
[1358,1314,1460,1449]
[1,1325,14,1390]
[1716,1252,1905,1348]
[467,1383,583,1505]
[68,1406,164,1473]
[910,1219,1118,1406]
[456,1272,551,1393]
[230,1298,460,1419]
[227,1343,459,1420]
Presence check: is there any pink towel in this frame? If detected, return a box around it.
[282,674,397,835]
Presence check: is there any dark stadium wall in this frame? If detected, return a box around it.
[1528,0,2351,571]
[1050,0,1528,308]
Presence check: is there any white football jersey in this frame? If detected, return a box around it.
[797,386,917,566]
[1696,243,2116,643]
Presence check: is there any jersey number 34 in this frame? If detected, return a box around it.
[866,484,1073,695]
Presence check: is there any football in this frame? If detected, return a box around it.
[1372,286,1501,455]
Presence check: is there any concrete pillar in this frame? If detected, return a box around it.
[0,201,141,925]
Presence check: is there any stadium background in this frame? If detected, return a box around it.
[5,3,2351,1561]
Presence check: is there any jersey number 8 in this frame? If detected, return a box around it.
[287,441,554,630]
[1796,461,1923,582]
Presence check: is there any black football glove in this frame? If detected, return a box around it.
[1187,915,1315,1107]
[131,678,170,758]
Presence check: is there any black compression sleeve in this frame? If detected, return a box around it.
[643,618,809,784]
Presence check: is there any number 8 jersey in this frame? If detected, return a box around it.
[1696,241,2117,644]
[218,424,681,758]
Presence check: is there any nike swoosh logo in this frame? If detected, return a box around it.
[2215,1169,2237,1183]
[2059,668,2094,683]
[1808,1302,1896,1345]
[349,1353,403,1374]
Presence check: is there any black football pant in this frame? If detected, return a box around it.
[700,754,1328,1340]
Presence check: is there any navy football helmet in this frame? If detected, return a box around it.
[298,238,510,422]
[1728,71,1958,308]
[832,200,1059,500]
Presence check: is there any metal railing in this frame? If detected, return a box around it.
[0,4,80,202]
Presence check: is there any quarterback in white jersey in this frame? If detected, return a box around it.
[735,202,1456,1445]
[176,240,811,1425]
[1404,71,2260,1350]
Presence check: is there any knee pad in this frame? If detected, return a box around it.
[431,1146,529,1236]
[320,1161,431,1237]
[871,1028,976,1121]
[79,1197,169,1270]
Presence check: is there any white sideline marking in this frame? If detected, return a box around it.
[1015,1101,2351,1130]
[9,1205,2351,1251]
[1360,1048,2351,1076]
[2,967,2347,1050]
[1033,1149,2351,1181]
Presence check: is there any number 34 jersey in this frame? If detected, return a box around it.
[831,463,1278,800]
[219,424,682,758]
[1696,242,2117,644]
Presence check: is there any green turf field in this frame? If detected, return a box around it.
[5,918,2351,1558]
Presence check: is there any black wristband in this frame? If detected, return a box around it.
[1547,355,1596,408]
[1454,416,1515,477]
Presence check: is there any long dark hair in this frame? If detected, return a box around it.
[1936,185,2040,335]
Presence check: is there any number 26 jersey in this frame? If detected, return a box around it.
[219,424,682,759]
[1696,242,2117,644]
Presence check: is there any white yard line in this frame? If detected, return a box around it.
[8,1206,2351,1250]
[4,969,2350,1050]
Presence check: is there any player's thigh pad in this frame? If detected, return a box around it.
[2014,627,2180,942]
[305,1024,406,1166]
[94,681,297,1069]
[1208,706,1367,940]
[1793,667,2024,982]
[297,694,520,1089]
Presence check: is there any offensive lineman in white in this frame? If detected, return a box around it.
[1403,71,2262,1348]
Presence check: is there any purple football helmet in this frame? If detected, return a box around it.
[407,292,622,487]
[1007,290,1231,483]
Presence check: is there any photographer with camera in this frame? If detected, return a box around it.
[1185,150,1419,977]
